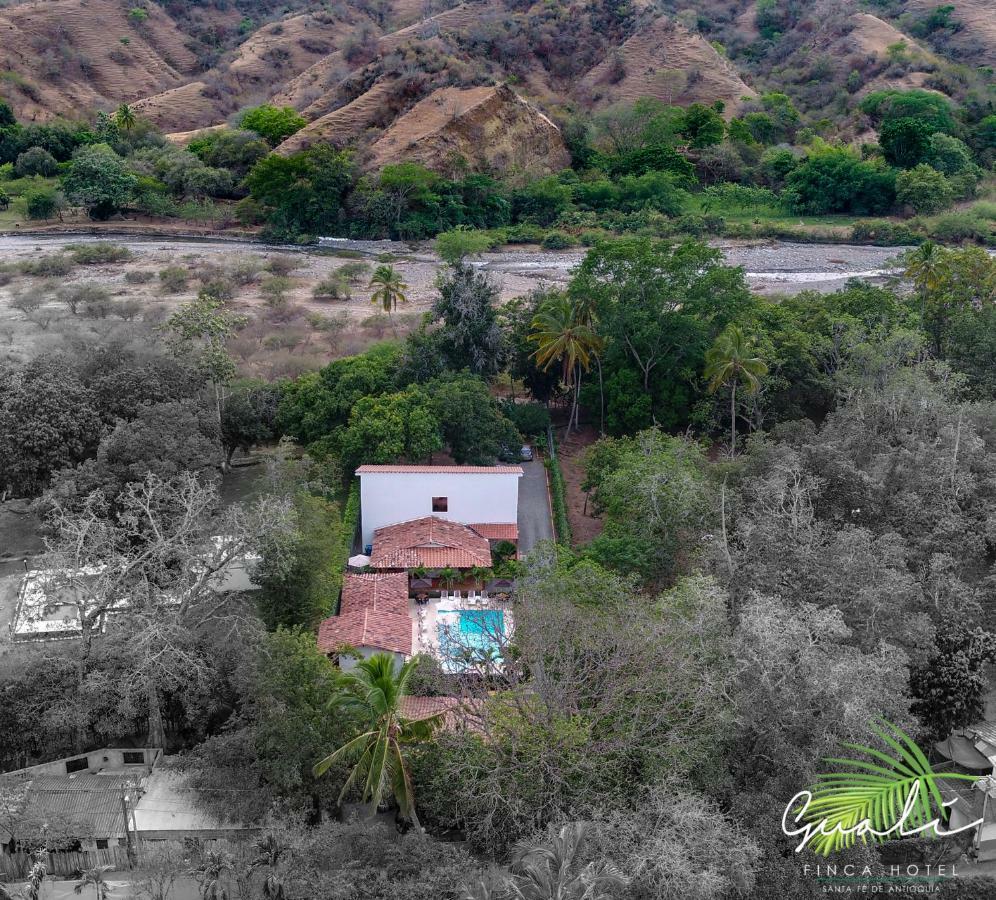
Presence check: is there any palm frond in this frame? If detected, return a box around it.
[797,719,979,856]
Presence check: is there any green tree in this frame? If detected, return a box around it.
[529,291,602,433]
[784,148,895,215]
[879,117,933,169]
[435,228,492,265]
[679,103,725,148]
[0,361,102,497]
[339,388,443,469]
[427,373,521,464]
[704,324,768,455]
[239,105,306,147]
[14,146,58,177]
[63,143,136,219]
[927,132,976,176]
[432,264,506,377]
[368,264,408,316]
[910,622,996,741]
[313,653,442,827]
[895,164,954,214]
[163,294,247,462]
[245,147,355,237]
[221,380,281,464]
[255,492,342,630]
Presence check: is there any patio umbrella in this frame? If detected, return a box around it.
[347,554,371,568]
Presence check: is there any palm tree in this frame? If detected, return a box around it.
[368,265,408,316]
[313,653,442,828]
[74,865,114,900]
[704,324,767,456]
[114,104,136,132]
[507,823,628,900]
[904,240,946,321]
[529,292,603,433]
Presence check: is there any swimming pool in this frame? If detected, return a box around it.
[437,609,505,671]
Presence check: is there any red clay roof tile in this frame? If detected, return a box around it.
[317,572,411,656]
[369,516,492,570]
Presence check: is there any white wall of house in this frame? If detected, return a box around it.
[340,646,407,672]
[359,469,522,546]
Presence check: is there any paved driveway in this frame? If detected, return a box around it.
[517,459,554,554]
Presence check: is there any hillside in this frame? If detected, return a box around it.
[0,0,993,174]
[366,84,571,177]
[0,0,198,122]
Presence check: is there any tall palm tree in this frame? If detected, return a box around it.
[74,865,114,900]
[313,653,442,828]
[904,240,947,321]
[529,292,603,433]
[704,324,768,456]
[368,265,408,315]
[114,104,137,132]
[507,823,628,900]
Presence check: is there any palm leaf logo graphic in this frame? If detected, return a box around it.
[797,719,979,856]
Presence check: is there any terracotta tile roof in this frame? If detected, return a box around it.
[356,465,523,475]
[370,516,492,570]
[317,572,412,656]
[468,523,519,541]
[400,696,485,733]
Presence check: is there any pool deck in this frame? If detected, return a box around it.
[409,593,512,671]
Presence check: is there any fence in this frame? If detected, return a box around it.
[1,838,246,879]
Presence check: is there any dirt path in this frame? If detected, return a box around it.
[556,426,603,547]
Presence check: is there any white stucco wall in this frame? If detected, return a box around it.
[359,470,521,546]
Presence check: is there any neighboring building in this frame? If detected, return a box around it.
[10,541,260,642]
[357,465,522,548]
[0,749,159,853]
[317,572,412,671]
[936,721,996,861]
[1,748,253,858]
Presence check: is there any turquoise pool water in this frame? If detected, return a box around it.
[437,609,505,670]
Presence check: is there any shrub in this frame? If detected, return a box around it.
[851,220,921,245]
[261,274,292,306]
[200,276,235,301]
[57,282,110,315]
[124,270,154,284]
[929,212,992,244]
[239,104,306,146]
[541,231,576,250]
[158,266,189,293]
[14,146,58,177]
[312,275,350,301]
[545,452,571,546]
[228,257,263,285]
[19,254,73,276]
[336,260,370,282]
[66,242,132,264]
[22,186,64,220]
[265,255,298,276]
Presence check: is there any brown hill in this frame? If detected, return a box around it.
[905,0,996,66]
[276,80,400,154]
[579,19,756,113]
[366,84,571,177]
[0,0,197,121]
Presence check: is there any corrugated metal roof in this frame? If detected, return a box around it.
[5,775,138,840]
[356,465,522,475]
